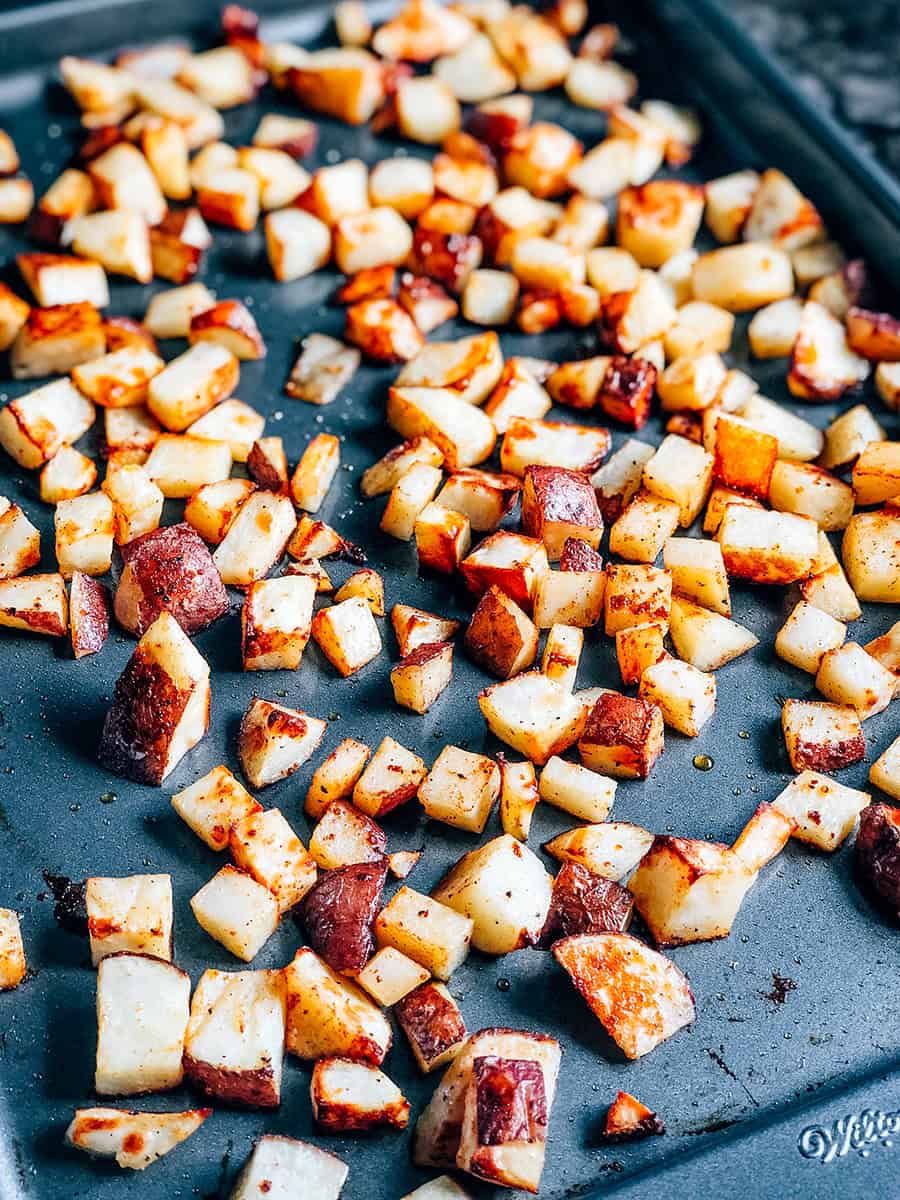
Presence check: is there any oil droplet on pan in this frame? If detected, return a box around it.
[496,978,511,993]
[99,792,117,804]
[692,754,714,771]
[738,730,750,739]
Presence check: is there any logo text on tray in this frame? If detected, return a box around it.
[798,1109,900,1163]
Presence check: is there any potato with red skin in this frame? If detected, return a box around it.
[856,803,900,920]
[395,981,467,1074]
[70,571,108,659]
[114,522,228,638]
[465,586,538,680]
[560,538,604,572]
[407,227,483,293]
[845,306,900,361]
[578,693,665,780]
[471,1054,547,1148]
[597,355,656,429]
[603,1091,665,1141]
[521,466,603,561]
[299,859,388,974]
[535,862,633,947]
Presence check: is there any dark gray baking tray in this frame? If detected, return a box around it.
[0,1,898,1197]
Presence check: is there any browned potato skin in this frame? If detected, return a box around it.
[114,523,229,638]
[311,1057,410,1131]
[465,586,537,679]
[183,1053,281,1109]
[99,645,209,785]
[104,316,158,355]
[337,266,396,304]
[790,729,866,774]
[521,466,602,549]
[597,355,656,430]
[395,981,467,1069]
[845,306,900,362]
[407,227,482,294]
[247,438,289,494]
[534,862,633,948]
[470,1056,547,1174]
[70,571,108,659]
[579,693,663,779]
[856,803,900,920]
[299,859,388,974]
[603,1090,666,1141]
[190,299,266,359]
[560,537,604,571]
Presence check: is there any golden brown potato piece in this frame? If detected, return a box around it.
[465,586,538,679]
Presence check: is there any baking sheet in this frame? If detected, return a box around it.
[0,1,898,1198]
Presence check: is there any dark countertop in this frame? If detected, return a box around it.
[733,0,900,175]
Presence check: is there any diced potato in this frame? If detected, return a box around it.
[668,596,757,671]
[0,909,26,990]
[146,342,238,434]
[773,770,869,850]
[718,505,818,585]
[768,460,854,533]
[460,530,549,609]
[499,757,539,842]
[31,168,95,249]
[284,947,392,1062]
[369,157,434,219]
[821,404,886,472]
[436,469,520,535]
[865,621,900,696]
[479,670,586,764]
[88,142,166,225]
[238,698,326,789]
[553,932,694,1059]
[190,865,280,962]
[641,434,714,528]
[662,536,730,616]
[532,565,605,629]
[604,562,672,635]
[0,503,40,578]
[738,393,824,462]
[212,491,296,585]
[842,510,900,603]
[591,438,655,523]
[231,1136,347,1200]
[775,601,846,674]
[748,297,804,358]
[782,698,865,774]
[616,181,704,269]
[86,874,173,966]
[17,252,109,309]
[419,746,500,834]
[628,837,756,946]
[396,980,467,1076]
[54,491,114,578]
[731,802,794,873]
[788,300,869,401]
[308,799,386,870]
[542,623,583,691]
[875,361,900,412]
[229,808,317,913]
[598,270,676,354]
[614,621,666,686]
[465,585,538,679]
[710,412,777,501]
[852,442,900,507]
[520,465,602,561]
[743,168,823,249]
[609,491,679,563]
[353,736,427,817]
[870,735,900,800]
[94,953,191,1095]
[664,302,734,361]
[102,463,164,544]
[311,596,381,677]
[391,641,454,714]
[392,603,460,657]
[265,208,332,282]
[538,755,617,823]
[188,300,265,362]
[387,387,495,470]
[545,820,654,880]
[65,211,152,283]
[376,887,472,980]
[0,573,68,637]
[311,1057,409,1132]
[704,169,759,242]
[144,282,215,339]
[415,502,471,575]
[143,434,231,500]
[500,417,609,477]
[639,656,715,736]
[171,765,261,851]
[0,283,30,352]
[691,243,793,311]
[357,948,430,1008]
[433,834,551,954]
[65,1107,210,1171]
[815,642,895,720]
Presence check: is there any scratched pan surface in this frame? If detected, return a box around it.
[0,0,899,1197]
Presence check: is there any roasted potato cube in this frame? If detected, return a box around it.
[375,886,472,981]
[866,621,900,696]
[0,502,40,579]
[436,469,519,535]
[71,346,163,412]
[392,603,460,657]
[183,398,264,463]
[542,623,583,691]
[539,755,616,822]
[433,834,551,955]
[188,299,265,362]
[545,819,654,879]
[788,300,869,401]
[773,770,869,851]
[232,1136,347,1200]
[396,980,467,1075]
[183,478,254,545]
[300,859,387,974]
[532,565,606,629]
[287,45,384,123]
[182,968,285,1110]
[264,209,331,283]
[520,465,602,561]
[246,436,288,497]
[852,441,900,507]
[144,434,231,500]
[17,251,109,309]
[69,570,108,658]
[345,297,424,363]
[479,670,586,765]
[578,692,664,780]
[553,932,694,1059]
[743,168,823,249]
[369,158,434,220]
[691,243,793,311]
[500,417,609,478]
[9,300,105,380]
[238,698,326,789]
[394,76,461,144]
[237,146,310,211]
[30,168,95,248]
[85,874,172,966]
[718,504,818,585]
[362,437,443,500]
[0,909,26,990]
[815,642,895,720]
[252,113,318,157]
[311,597,381,678]
[95,953,191,1095]
[711,412,778,500]
[822,404,886,473]
[419,746,500,834]
[856,802,900,916]
[776,601,847,675]
[639,656,715,736]
[434,29,516,102]
[498,756,539,841]
[461,268,520,327]
[875,361,900,411]
[616,181,704,269]
[609,490,679,563]
[389,850,422,880]
[614,621,666,686]
[65,1106,211,1170]
[842,510,900,603]
[731,802,794,873]
[782,698,865,774]
[171,765,261,852]
[0,177,34,224]
[284,944,392,1063]
[333,207,413,277]
[288,432,339,514]
[640,436,712,531]
[484,360,553,433]
[65,211,152,284]
[229,808,317,913]
[465,586,538,679]
[54,491,114,578]
[703,168,759,242]
[596,355,657,431]
[284,332,359,406]
[356,947,430,1007]
[597,271,676,355]
[396,332,503,405]
[392,641,454,714]
[602,1091,665,1142]
[0,282,30,352]
[144,282,214,341]
[388,386,496,470]
[591,437,654,523]
[145,342,238,434]
[190,865,279,962]
[628,836,755,946]
[113,521,226,635]
[668,596,757,671]
[535,861,633,947]
[770,459,856,532]
[88,141,166,225]
[212,491,296,585]
[353,736,427,818]
[308,799,386,870]
[663,536,730,616]
[311,1057,410,1133]
[196,166,260,232]
[99,611,209,783]
[414,502,470,574]
[0,573,68,637]
[604,562,671,636]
